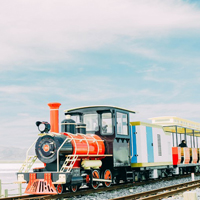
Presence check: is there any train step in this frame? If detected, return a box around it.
[126,171,134,181]
[60,155,78,172]
[19,156,38,173]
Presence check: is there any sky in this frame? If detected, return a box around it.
[1,0,200,148]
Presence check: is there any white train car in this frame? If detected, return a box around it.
[130,121,173,179]
[129,117,200,180]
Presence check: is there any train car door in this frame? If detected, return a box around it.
[146,126,154,163]
[130,125,137,163]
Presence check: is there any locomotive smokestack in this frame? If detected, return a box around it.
[48,102,61,133]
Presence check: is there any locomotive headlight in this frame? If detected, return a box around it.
[36,121,51,133]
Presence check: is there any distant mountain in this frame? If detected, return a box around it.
[0,146,27,161]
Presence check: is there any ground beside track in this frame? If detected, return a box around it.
[162,188,200,200]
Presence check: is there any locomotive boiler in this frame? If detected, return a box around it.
[16,102,200,195]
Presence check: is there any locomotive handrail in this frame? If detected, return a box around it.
[67,133,78,154]
[89,134,100,155]
[25,138,38,171]
[79,134,90,155]
[65,154,113,157]
[130,126,133,158]
[66,135,104,142]
[57,137,72,172]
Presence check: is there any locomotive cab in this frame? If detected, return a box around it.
[65,106,136,168]
[64,106,135,138]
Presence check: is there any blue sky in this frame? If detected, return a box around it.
[1,0,200,148]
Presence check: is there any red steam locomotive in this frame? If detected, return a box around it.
[16,102,200,194]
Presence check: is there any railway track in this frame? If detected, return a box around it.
[0,182,138,200]
[1,174,199,200]
[110,179,200,200]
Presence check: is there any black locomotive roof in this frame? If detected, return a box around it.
[64,105,136,115]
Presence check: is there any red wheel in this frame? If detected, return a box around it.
[86,174,90,184]
[90,170,100,189]
[68,185,78,192]
[102,169,112,187]
[56,184,64,194]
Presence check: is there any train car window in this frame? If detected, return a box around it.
[187,135,191,147]
[173,133,176,147]
[157,134,162,156]
[116,112,128,135]
[83,114,98,131]
[101,113,112,135]
[195,136,197,148]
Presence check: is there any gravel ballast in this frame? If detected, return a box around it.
[68,175,200,200]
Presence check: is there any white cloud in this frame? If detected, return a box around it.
[127,46,164,61]
[18,113,30,117]
[0,85,43,94]
[0,0,200,69]
[137,65,165,73]
[0,74,183,109]
[143,74,178,84]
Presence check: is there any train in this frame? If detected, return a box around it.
[16,102,200,194]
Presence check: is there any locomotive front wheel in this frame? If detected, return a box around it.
[102,169,112,187]
[90,170,100,189]
[55,184,65,194]
[68,185,78,192]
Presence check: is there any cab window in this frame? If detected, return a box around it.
[117,112,128,135]
[101,113,112,135]
[83,113,98,131]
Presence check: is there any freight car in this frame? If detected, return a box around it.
[16,102,200,194]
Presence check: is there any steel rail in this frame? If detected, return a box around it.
[0,194,37,200]
[139,183,200,200]
[110,179,200,200]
